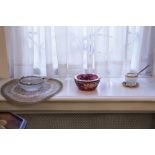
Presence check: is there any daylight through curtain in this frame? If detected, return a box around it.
[4,26,153,78]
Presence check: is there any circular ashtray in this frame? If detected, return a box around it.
[74,73,100,91]
[122,81,139,88]
[1,78,63,104]
[19,76,45,92]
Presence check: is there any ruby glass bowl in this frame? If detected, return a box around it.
[74,74,100,91]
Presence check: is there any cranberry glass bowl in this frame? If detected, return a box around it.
[74,74,100,91]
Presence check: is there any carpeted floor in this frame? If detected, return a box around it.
[20,113,155,129]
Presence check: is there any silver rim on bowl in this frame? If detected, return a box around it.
[19,76,45,85]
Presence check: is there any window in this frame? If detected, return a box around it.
[4,26,154,78]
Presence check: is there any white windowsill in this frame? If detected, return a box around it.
[51,77,155,102]
[0,77,155,112]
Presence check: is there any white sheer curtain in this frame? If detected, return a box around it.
[4,26,153,78]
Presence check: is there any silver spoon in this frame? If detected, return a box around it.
[137,65,150,76]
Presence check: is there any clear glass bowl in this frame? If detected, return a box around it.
[18,76,45,91]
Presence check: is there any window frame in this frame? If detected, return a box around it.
[0,26,9,78]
